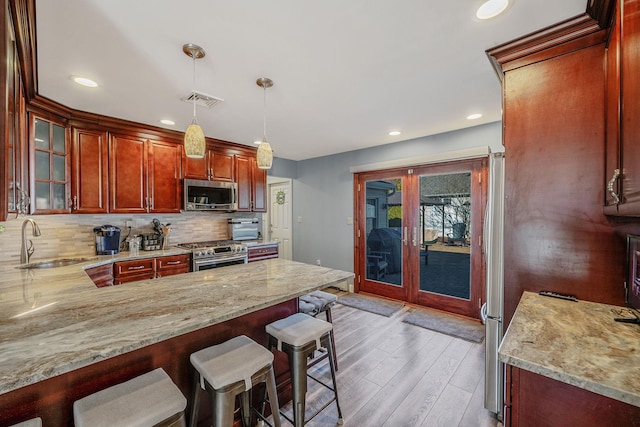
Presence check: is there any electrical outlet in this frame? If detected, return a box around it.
[316,259,321,266]
[125,220,133,229]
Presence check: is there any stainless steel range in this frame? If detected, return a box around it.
[177,240,248,271]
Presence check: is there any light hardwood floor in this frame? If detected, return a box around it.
[275,292,500,427]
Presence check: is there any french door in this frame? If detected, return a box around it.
[355,159,487,318]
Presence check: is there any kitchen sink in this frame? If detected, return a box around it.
[17,257,98,269]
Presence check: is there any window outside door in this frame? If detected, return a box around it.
[356,159,487,318]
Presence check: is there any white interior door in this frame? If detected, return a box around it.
[269,180,292,260]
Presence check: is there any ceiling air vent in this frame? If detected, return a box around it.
[181,91,224,108]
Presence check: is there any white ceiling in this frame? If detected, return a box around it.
[35,0,587,161]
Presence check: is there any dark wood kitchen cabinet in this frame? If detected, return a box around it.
[30,114,70,213]
[85,263,114,288]
[109,135,182,214]
[236,154,266,212]
[113,258,156,284]
[183,147,234,182]
[155,254,191,277]
[605,0,640,216]
[505,366,640,427]
[247,244,279,262]
[71,127,108,213]
[148,140,182,213]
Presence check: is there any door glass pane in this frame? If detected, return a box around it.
[35,151,50,179]
[53,124,65,152]
[365,179,403,286]
[53,183,66,210]
[419,173,471,299]
[53,154,66,181]
[35,182,50,210]
[34,119,49,149]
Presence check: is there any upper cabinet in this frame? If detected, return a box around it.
[71,127,108,213]
[183,146,234,182]
[236,154,266,212]
[30,114,70,213]
[109,135,182,214]
[605,0,640,216]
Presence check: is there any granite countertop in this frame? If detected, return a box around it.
[0,256,353,395]
[499,291,640,407]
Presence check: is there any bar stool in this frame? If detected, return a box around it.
[9,418,41,427]
[73,368,187,427]
[266,313,343,427]
[298,290,339,370]
[189,335,281,427]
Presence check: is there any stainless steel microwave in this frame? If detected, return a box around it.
[184,179,238,211]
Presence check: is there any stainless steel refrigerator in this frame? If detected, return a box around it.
[482,152,505,419]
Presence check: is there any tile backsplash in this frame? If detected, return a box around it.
[0,212,261,264]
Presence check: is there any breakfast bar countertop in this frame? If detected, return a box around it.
[0,257,353,395]
[499,291,640,407]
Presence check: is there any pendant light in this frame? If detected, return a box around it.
[256,77,274,169]
[183,43,206,159]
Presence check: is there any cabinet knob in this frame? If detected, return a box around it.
[607,168,621,205]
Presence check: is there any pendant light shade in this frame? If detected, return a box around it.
[183,43,206,159]
[257,140,273,169]
[256,77,274,169]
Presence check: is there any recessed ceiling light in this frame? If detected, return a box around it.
[467,113,483,120]
[389,131,401,136]
[160,119,175,126]
[476,0,509,20]
[71,76,98,87]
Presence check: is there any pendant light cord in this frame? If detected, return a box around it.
[263,85,268,142]
[192,55,197,121]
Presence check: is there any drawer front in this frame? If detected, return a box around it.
[114,258,155,277]
[156,254,191,272]
[114,273,155,285]
[248,245,279,262]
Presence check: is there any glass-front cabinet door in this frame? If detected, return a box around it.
[31,115,70,213]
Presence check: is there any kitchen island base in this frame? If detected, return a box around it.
[0,300,296,427]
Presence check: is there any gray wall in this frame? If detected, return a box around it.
[269,121,503,272]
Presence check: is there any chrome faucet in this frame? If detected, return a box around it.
[20,218,41,264]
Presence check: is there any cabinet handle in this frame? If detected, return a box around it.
[73,195,78,211]
[403,227,408,246]
[607,168,620,205]
[127,265,145,270]
[412,227,417,247]
[166,261,181,265]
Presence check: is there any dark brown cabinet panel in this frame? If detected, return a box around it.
[247,244,279,262]
[85,263,114,288]
[148,140,182,213]
[605,0,640,216]
[109,135,147,213]
[236,154,266,212]
[71,128,108,213]
[183,147,234,182]
[155,254,191,277]
[505,366,640,427]
[109,135,182,214]
[211,151,234,182]
[114,258,155,284]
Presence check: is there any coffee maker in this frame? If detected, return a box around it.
[93,225,121,255]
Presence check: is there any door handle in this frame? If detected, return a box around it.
[607,168,620,205]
